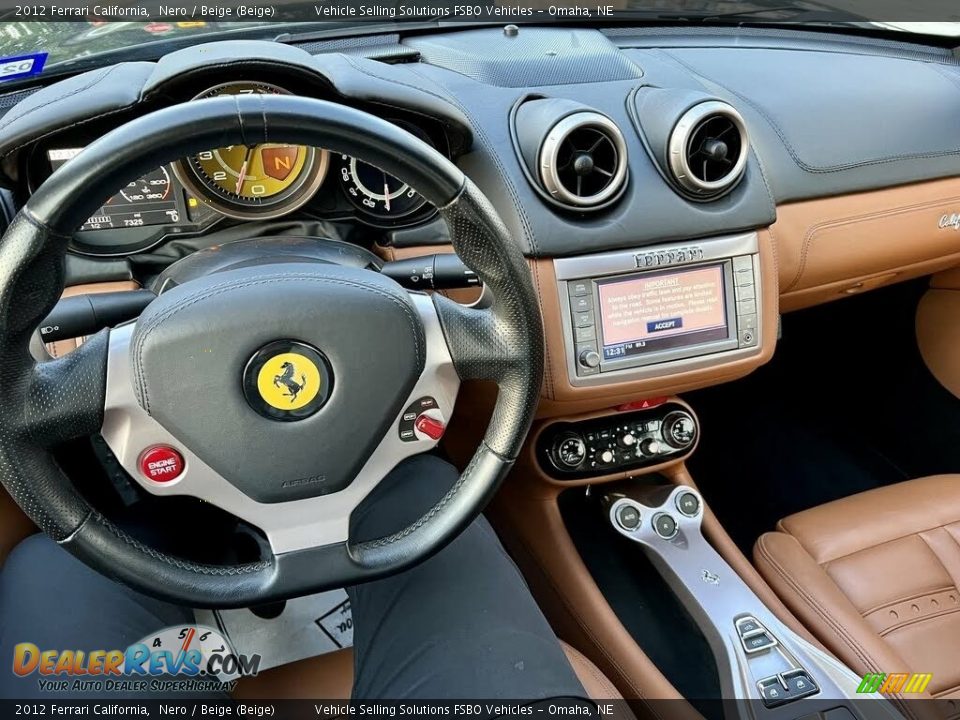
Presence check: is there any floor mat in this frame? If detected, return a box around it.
[686,278,960,553]
[559,486,722,713]
[195,589,353,672]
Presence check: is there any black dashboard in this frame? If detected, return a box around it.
[0,25,958,271]
[21,76,451,257]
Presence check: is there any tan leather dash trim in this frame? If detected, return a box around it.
[773,177,960,312]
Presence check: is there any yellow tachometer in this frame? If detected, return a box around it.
[173,82,329,220]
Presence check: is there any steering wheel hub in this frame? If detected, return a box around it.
[131,263,425,503]
[242,340,333,421]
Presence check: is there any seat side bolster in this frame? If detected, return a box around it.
[561,640,624,700]
[754,532,915,680]
[754,531,951,720]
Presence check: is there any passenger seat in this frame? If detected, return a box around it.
[754,475,960,701]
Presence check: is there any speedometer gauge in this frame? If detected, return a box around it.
[119,166,172,204]
[173,82,329,220]
[339,120,430,221]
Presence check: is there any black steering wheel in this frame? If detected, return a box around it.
[0,94,543,607]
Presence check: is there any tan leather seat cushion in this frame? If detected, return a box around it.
[235,640,623,701]
[755,474,960,701]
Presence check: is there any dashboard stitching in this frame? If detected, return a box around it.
[4,105,135,166]
[787,192,960,292]
[132,273,423,414]
[660,49,960,175]
[342,54,522,212]
[0,65,121,135]
[404,63,539,256]
[530,261,554,400]
[341,55,455,107]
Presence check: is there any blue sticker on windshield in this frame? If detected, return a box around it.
[0,52,47,83]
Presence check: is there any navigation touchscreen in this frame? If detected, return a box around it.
[597,264,729,361]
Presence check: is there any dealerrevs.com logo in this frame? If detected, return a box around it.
[11,625,260,694]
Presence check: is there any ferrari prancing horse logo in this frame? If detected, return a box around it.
[273,360,308,404]
[243,341,332,421]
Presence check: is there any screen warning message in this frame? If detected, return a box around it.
[598,264,728,360]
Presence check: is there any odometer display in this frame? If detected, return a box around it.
[48,148,181,231]
[173,82,329,220]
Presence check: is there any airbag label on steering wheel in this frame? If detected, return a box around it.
[0,52,47,82]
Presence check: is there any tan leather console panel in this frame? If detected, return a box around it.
[531,230,779,417]
[774,178,960,312]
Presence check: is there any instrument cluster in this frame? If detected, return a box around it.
[30,81,446,256]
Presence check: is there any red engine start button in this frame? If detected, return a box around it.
[138,445,185,483]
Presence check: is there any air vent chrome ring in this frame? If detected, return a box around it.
[668,101,748,197]
[538,112,628,209]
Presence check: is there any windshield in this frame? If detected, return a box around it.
[0,9,958,85]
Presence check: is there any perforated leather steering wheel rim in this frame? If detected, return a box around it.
[0,94,543,607]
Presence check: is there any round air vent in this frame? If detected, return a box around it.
[668,101,748,198]
[538,112,628,209]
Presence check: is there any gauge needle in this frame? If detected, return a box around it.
[235,146,254,195]
[383,172,391,212]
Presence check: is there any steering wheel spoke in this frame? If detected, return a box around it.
[101,293,459,557]
[25,329,109,447]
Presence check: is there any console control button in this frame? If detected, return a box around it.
[574,310,594,328]
[554,434,587,469]
[575,326,596,343]
[578,349,601,369]
[758,671,819,708]
[785,671,818,698]
[676,492,701,517]
[738,313,758,330]
[743,631,776,653]
[736,299,757,316]
[661,411,697,449]
[570,280,591,297]
[570,295,591,314]
[638,438,661,457]
[616,504,641,531]
[759,679,788,707]
[736,615,778,654]
[652,513,678,539]
[619,433,636,448]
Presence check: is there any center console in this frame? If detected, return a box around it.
[603,485,899,719]
[554,232,763,387]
